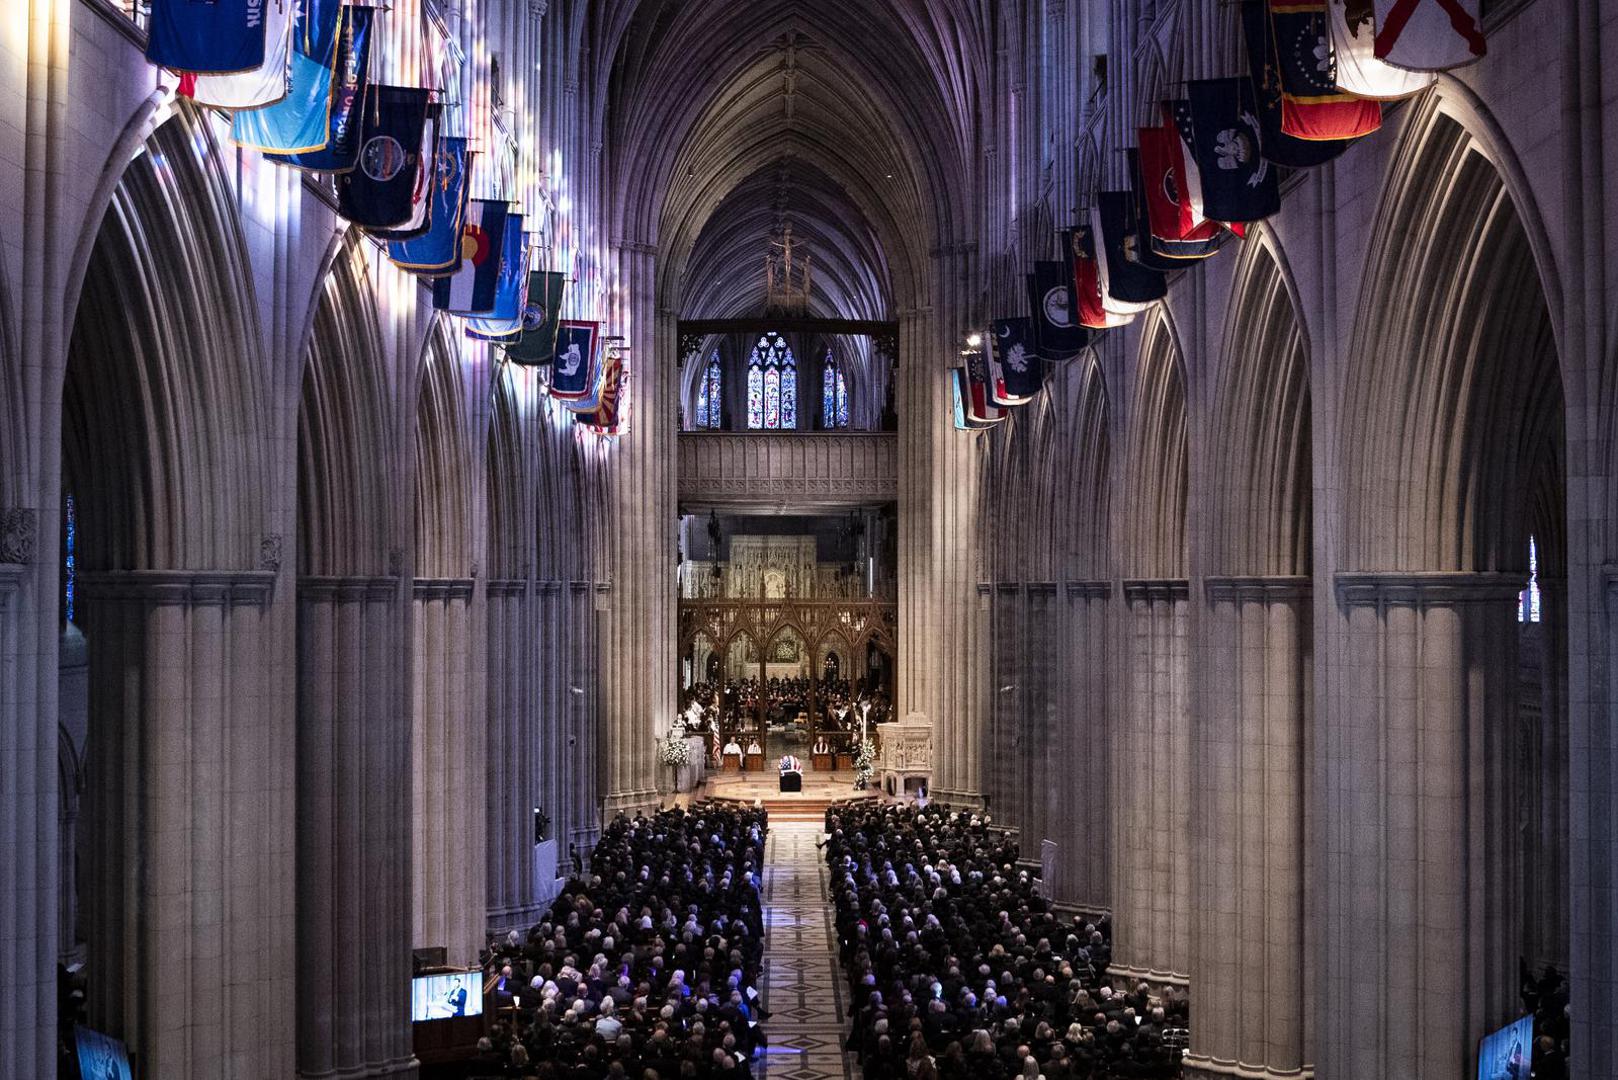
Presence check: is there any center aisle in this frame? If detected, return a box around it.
[757,821,856,1080]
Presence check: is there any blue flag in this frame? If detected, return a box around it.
[147,0,267,74]
[1096,192,1167,305]
[1241,0,1351,168]
[432,201,510,315]
[266,5,373,172]
[989,317,1044,406]
[466,219,530,340]
[1027,262,1088,361]
[388,138,470,274]
[551,321,600,401]
[338,87,432,228]
[1184,78,1282,224]
[230,0,345,155]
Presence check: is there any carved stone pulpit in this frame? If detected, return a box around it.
[876,712,933,798]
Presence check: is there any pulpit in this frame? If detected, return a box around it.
[811,753,834,771]
[877,712,933,798]
[744,753,765,772]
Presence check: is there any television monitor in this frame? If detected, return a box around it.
[412,970,483,1022]
[1477,1014,1534,1080]
[74,1026,133,1080]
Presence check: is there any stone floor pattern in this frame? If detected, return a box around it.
[756,821,856,1080]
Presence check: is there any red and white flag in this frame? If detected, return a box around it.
[1328,0,1435,96]
[1373,0,1486,71]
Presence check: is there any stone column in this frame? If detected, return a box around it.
[0,543,56,1080]
[1112,580,1191,984]
[1022,582,1058,860]
[1050,581,1111,909]
[600,243,669,815]
[1185,578,1311,1080]
[1317,573,1524,1080]
[412,578,483,965]
[486,578,546,930]
[296,577,415,1080]
[78,570,295,1079]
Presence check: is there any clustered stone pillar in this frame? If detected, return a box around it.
[296,577,415,1080]
[78,571,295,1079]
[486,578,544,930]
[1317,573,1525,1080]
[1112,580,1191,984]
[1184,578,1311,1080]
[1051,582,1110,908]
[0,547,55,1080]
[412,578,484,965]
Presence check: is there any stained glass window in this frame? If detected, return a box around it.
[695,353,723,429]
[822,352,849,429]
[64,492,76,624]
[1519,535,1541,624]
[744,331,796,430]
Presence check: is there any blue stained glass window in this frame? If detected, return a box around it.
[695,354,722,429]
[64,492,76,623]
[744,331,796,430]
[1519,535,1541,624]
[747,365,764,429]
[822,352,849,429]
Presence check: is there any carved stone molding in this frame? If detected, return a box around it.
[678,432,898,505]
[1333,571,1525,609]
[0,508,38,565]
[486,579,528,598]
[1204,575,1312,604]
[1064,580,1112,600]
[296,576,399,602]
[412,578,475,601]
[1121,578,1190,603]
[259,534,284,573]
[80,569,277,606]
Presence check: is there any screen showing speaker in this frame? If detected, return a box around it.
[1476,1014,1533,1080]
[74,1026,133,1080]
[411,971,483,1022]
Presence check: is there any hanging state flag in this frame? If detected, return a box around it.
[1184,78,1283,224]
[1068,227,1130,329]
[1269,1,1382,141]
[1137,126,1224,256]
[1242,0,1354,167]
[581,346,631,435]
[432,201,510,315]
[388,138,471,274]
[1373,0,1485,71]
[466,218,530,341]
[368,109,441,241]
[551,321,600,401]
[951,368,995,430]
[265,5,374,172]
[1327,0,1436,95]
[185,0,292,107]
[337,87,432,228]
[147,0,267,74]
[962,352,1007,426]
[506,271,567,365]
[1164,100,1208,230]
[988,318,1045,405]
[1093,196,1165,310]
[1028,261,1089,360]
[1127,149,1214,268]
[230,0,345,155]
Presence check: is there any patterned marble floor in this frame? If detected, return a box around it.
[756,822,856,1080]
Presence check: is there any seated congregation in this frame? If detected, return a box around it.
[475,803,769,1079]
[826,803,1187,1080]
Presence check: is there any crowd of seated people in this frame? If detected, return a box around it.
[477,803,769,1079]
[825,803,1188,1080]
[1516,962,1570,1079]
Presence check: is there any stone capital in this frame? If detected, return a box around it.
[79,569,277,607]
[1204,575,1312,604]
[1333,570,1525,609]
[0,507,37,564]
[1121,578,1190,603]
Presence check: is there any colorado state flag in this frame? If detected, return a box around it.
[433,201,510,315]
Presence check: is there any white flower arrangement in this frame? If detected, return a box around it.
[658,731,692,767]
[853,738,877,788]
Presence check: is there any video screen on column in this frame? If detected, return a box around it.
[411,970,484,1022]
[73,1026,133,1080]
[1477,1015,1534,1080]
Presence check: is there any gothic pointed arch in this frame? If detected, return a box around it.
[414,319,473,580]
[1122,309,1188,580]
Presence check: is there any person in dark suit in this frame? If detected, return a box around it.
[443,975,469,1016]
